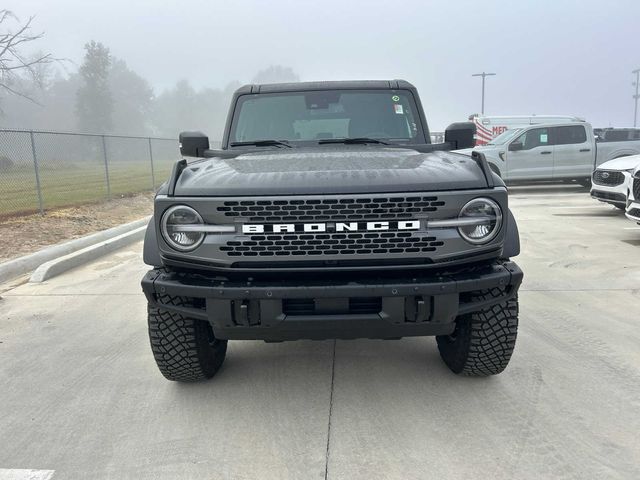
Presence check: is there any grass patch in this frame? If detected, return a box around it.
[0,162,175,217]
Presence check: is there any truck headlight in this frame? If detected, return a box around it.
[457,198,502,244]
[161,205,205,251]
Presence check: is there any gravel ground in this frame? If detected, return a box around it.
[0,193,153,263]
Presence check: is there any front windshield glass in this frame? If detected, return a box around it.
[488,128,522,145]
[229,89,425,145]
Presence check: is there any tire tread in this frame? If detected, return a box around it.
[437,288,518,376]
[147,294,227,382]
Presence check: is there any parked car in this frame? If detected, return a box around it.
[625,166,640,224]
[590,155,640,209]
[469,114,584,145]
[457,122,640,185]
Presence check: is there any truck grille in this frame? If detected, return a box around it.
[593,170,624,186]
[634,178,640,200]
[217,196,445,222]
[219,232,444,257]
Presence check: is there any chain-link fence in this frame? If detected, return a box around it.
[0,129,221,218]
[0,128,446,218]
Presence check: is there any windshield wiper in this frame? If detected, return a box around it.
[230,140,292,148]
[318,137,390,145]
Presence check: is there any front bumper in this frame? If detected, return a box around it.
[590,183,628,206]
[626,201,640,223]
[141,261,523,341]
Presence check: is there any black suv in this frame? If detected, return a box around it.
[141,80,523,382]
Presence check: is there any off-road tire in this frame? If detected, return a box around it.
[436,288,518,376]
[148,295,227,382]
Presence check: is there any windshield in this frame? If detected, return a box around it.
[229,89,425,146]
[487,128,522,145]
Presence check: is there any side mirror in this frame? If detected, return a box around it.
[445,122,476,149]
[179,131,209,157]
[509,141,523,152]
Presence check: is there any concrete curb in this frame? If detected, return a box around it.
[30,226,147,283]
[0,217,150,284]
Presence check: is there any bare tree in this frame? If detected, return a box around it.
[0,10,55,102]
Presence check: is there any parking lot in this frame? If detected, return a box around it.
[0,185,639,480]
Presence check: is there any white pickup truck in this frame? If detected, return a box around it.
[458,122,640,184]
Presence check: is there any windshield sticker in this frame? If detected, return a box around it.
[394,104,404,114]
[540,133,548,143]
[392,95,400,101]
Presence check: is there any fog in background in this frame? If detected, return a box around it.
[2,0,639,137]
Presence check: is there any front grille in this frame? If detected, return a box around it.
[634,178,640,200]
[593,170,624,186]
[219,232,444,257]
[217,196,445,222]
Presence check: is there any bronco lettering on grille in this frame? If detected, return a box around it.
[242,220,421,234]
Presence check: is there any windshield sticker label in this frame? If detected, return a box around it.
[392,95,400,101]
[540,133,548,143]
[394,104,404,114]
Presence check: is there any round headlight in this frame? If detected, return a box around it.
[457,198,502,244]
[161,205,205,251]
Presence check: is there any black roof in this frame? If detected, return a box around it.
[234,79,415,95]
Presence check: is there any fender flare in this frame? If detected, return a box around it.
[502,208,520,258]
[143,218,163,267]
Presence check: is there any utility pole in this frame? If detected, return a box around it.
[472,72,496,114]
[633,68,640,127]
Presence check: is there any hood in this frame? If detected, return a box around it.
[173,146,489,196]
[597,154,640,171]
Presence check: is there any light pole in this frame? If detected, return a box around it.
[633,68,640,128]
[472,72,496,114]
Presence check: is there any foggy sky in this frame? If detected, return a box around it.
[7,0,640,131]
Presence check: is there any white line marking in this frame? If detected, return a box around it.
[511,193,588,198]
[623,227,640,230]
[0,469,55,480]
[548,205,601,209]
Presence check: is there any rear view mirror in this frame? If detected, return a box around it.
[509,142,523,152]
[445,122,476,149]
[179,131,210,157]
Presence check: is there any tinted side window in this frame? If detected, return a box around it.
[554,126,587,145]
[514,127,549,150]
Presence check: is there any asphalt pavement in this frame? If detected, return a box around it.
[1,185,639,480]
